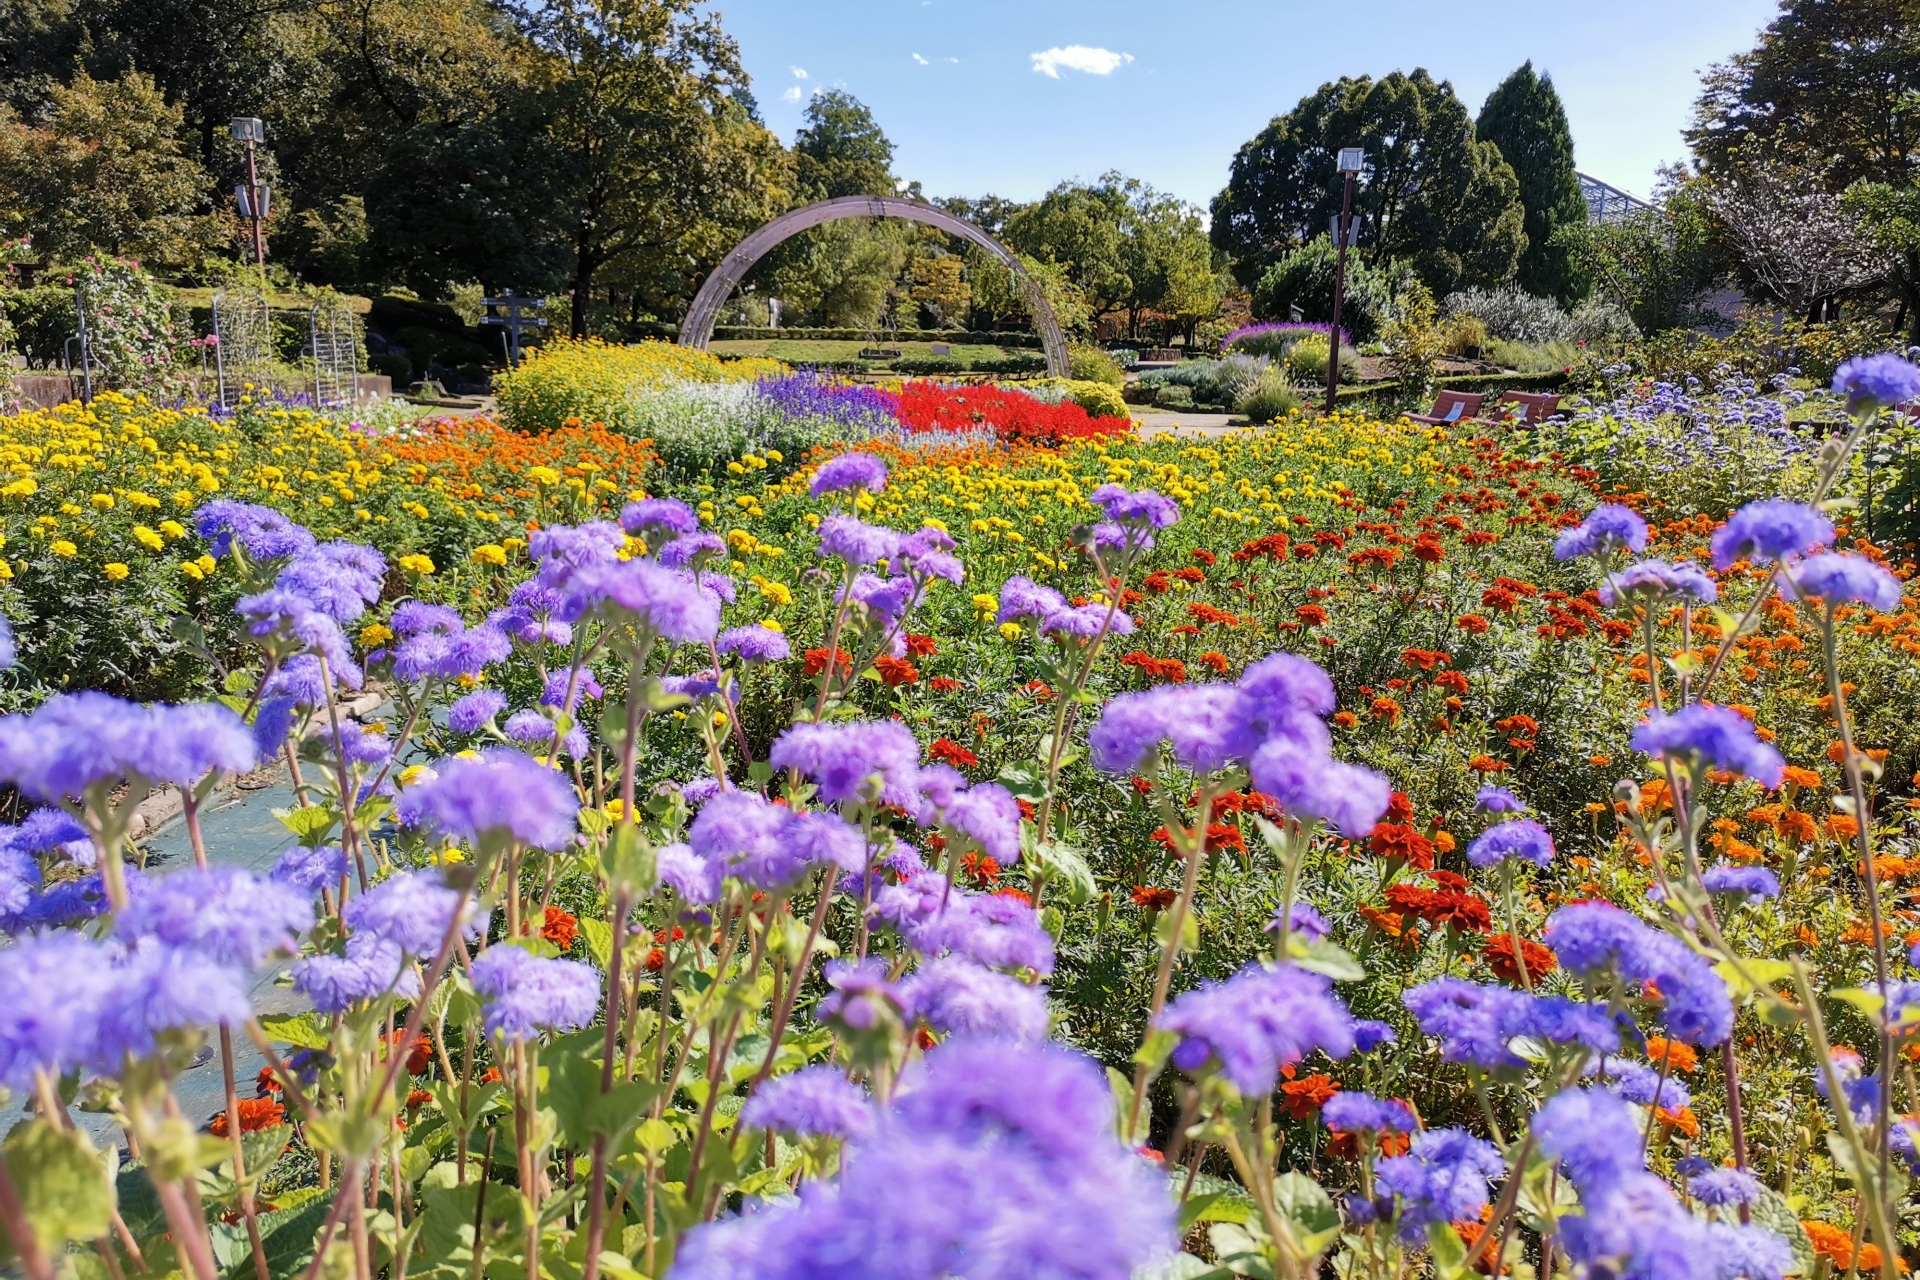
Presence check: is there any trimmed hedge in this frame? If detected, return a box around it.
[713,326,1043,348]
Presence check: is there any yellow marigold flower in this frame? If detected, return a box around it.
[103,562,129,580]
[398,553,435,575]
[470,543,509,567]
[398,764,435,787]
[527,466,561,485]
[972,593,998,613]
[0,562,13,582]
[195,554,216,574]
[180,560,205,581]
[998,621,1023,640]
[764,449,784,463]
[50,540,76,557]
[360,623,396,649]
[603,798,627,822]
[132,525,164,552]
[89,493,114,509]
[1,478,36,498]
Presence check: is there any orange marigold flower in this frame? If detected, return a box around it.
[1456,614,1491,634]
[959,852,1001,885]
[929,676,963,692]
[873,655,920,686]
[1197,650,1229,675]
[1385,791,1415,823]
[1482,934,1557,985]
[1371,696,1403,724]
[802,646,853,677]
[1279,1073,1339,1119]
[1296,604,1328,627]
[904,633,938,656]
[1433,670,1470,695]
[1401,648,1451,672]
[1644,1036,1699,1073]
[1588,755,1613,767]
[1780,810,1820,843]
[209,1097,287,1137]
[1655,1105,1698,1137]
[1332,710,1359,728]
[1129,885,1176,911]
[1829,814,1861,841]
[406,1088,433,1109]
[1370,823,1435,870]
[540,906,579,949]
[1468,755,1508,773]
[928,737,979,769]
[1359,904,1407,937]
[1781,765,1823,789]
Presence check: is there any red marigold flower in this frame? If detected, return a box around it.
[905,633,938,656]
[406,1089,433,1109]
[1197,650,1229,674]
[1386,791,1416,823]
[1433,670,1470,695]
[1412,537,1446,564]
[1296,604,1328,627]
[1121,652,1187,684]
[960,852,1001,885]
[210,1097,287,1137]
[874,655,920,686]
[1370,696,1402,724]
[1170,624,1202,636]
[1188,602,1242,627]
[540,906,579,950]
[1172,567,1206,584]
[929,676,963,692]
[1279,1073,1339,1119]
[1369,823,1434,869]
[928,737,980,769]
[1481,586,1520,613]
[1349,547,1400,572]
[1292,542,1319,559]
[802,647,853,677]
[1143,571,1173,594]
[1130,776,1154,796]
[1021,680,1054,701]
[994,887,1034,905]
[1495,714,1539,736]
[1463,530,1499,547]
[1456,614,1491,634]
[1332,710,1358,728]
[1190,548,1217,566]
[1468,755,1508,773]
[1400,648,1451,672]
[1482,933,1558,985]
[1130,885,1177,911]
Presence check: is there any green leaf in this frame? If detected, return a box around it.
[1290,939,1366,983]
[1715,958,1795,1000]
[1426,1221,1468,1278]
[254,1195,334,1280]
[1153,902,1200,952]
[0,1118,114,1258]
[579,918,614,971]
[272,806,337,845]
[545,1053,663,1146]
[995,762,1049,803]
[236,1124,293,1186]
[601,824,657,895]
[1272,1170,1341,1256]
[1137,1253,1232,1280]
[1206,1222,1274,1279]
[259,1012,331,1051]
[1027,841,1096,905]
[1828,987,1886,1017]
[1747,1186,1815,1278]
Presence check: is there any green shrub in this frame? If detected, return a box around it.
[1235,373,1301,424]
[973,353,1047,375]
[892,356,965,376]
[368,353,411,383]
[1250,235,1419,341]
[1065,379,1128,419]
[1153,384,1195,409]
[1442,314,1489,357]
[1283,334,1359,384]
[1068,345,1125,386]
[1487,338,1580,374]
[3,286,77,370]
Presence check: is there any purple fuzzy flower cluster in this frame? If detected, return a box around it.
[1374,1129,1505,1240]
[1088,483,1181,553]
[1782,552,1903,612]
[675,1038,1175,1280]
[196,500,317,561]
[396,749,579,850]
[1321,1091,1416,1135]
[688,791,867,890]
[468,945,601,1041]
[1155,961,1355,1095]
[0,693,258,802]
[869,876,1056,975]
[1630,703,1784,787]
[810,451,889,498]
[1403,977,1624,1069]
[1536,1089,1791,1280]
[1833,352,1920,409]
[997,576,1134,642]
[1600,559,1718,606]
[341,869,485,957]
[556,557,722,644]
[740,1065,876,1140]
[716,624,791,664]
[770,720,923,809]
[1710,499,1832,569]
[1554,504,1649,560]
[898,957,1050,1041]
[1544,902,1734,1046]
[1466,819,1555,869]
[386,602,512,684]
[120,867,312,969]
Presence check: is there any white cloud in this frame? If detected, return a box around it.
[789,66,807,79]
[945,56,959,63]
[1029,45,1132,78]
[781,84,805,103]
[912,52,929,65]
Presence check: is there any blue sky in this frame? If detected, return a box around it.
[719,0,1780,211]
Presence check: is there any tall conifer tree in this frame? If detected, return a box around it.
[1477,62,1589,302]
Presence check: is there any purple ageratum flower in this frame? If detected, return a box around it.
[1354,1020,1397,1052]
[815,515,904,567]
[504,710,589,759]
[1042,602,1135,639]
[23,874,109,928]
[837,573,918,629]
[1630,704,1785,788]
[810,451,889,498]
[391,602,462,636]
[868,876,1056,975]
[342,870,483,957]
[0,693,174,801]
[1554,504,1649,560]
[788,811,869,875]
[120,867,311,969]
[1375,1129,1504,1240]
[997,575,1066,625]
[1701,864,1780,902]
[939,784,1022,865]
[541,667,603,710]
[681,776,723,806]
[292,935,418,1013]
[145,702,260,788]
[1156,961,1355,1095]
[1235,651,1337,742]
[1543,902,1734,1047]
[716,625,791,663]
[741,1065,876,1140]
[1322,1091,1416,1135]
[1088,684,1257,777]
[396,749,579,850]
[1782,552,1903,612]
[196,500,316,561]
[891,527,964,585]
[468,945,600,1041]
[0,845,37,929]
[1710,499,1833,569]
[253,697,300,756]
[619,498,699,539]
[658,532,726,570]
[899,956,1050,1040]
[1475,785,1525,813]
[1089,483,1181,530]
[277,542,386,624]
[1246,740,1392,838]
[1687,1167,1763,1208]
[0,618,12,671]
[447,688,507,733]
[1466,818,1554,869]
[768,720,922,809]
[656,841,723,904]
[0,932,110,1086]
[530,521,626,583]
[1265,901,1329,940]
[93,942,252,1071]
[689,790,809,889]
[1533,1087,1645,1192]
[1403,979,1625,1068]
[817,957,907,1031]
[555,558,722,644]
[270,844,349,895]
[1600,559,1719,607]
[1587,1057,1691,1111]
[1833,352,1920,410]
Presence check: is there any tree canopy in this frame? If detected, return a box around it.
[1476,62,1588,303]
[1210,70,1526,299]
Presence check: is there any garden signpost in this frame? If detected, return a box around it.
[230,118,269,270]
[1325,146,1365,413]
[481,290,548,366]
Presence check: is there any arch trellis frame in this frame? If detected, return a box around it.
[678,196,1070,378]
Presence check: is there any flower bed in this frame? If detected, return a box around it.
[2,359,1920,1280]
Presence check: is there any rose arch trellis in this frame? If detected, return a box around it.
[677,196,1070,378]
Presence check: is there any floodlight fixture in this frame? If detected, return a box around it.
[1336,147,1365,173]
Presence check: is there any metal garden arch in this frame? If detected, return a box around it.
[677,196,1070,378]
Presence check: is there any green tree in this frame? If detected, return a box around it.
[792,88,895,200]
[1844,182,1920,341]
[0,69,217,267]
[1249,234,1419,341]
[1553,175,1718,334]
[1476,61,1588,303]
[1210,69,1525,298]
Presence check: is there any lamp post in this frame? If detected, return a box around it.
[230,117,268,268]
[1325,146,1365,414]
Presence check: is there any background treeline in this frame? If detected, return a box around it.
[0,0,1911,356]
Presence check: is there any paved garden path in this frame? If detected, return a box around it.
[1131,411,1250,439]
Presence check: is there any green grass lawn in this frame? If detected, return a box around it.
[709,338,1031,364]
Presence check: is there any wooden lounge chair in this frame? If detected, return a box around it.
[1404,390,1485,427]
[1484,391,1563,426]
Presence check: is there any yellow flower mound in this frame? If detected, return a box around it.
[103,562,129,580]
[470,543,509,567]
[493,337,786,436]
[398,553,436,575]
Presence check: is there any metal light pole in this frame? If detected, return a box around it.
[230,117,268,268]
[1325,146,1366,414]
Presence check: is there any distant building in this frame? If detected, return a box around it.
[1578,172,1651,224]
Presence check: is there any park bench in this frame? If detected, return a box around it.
[1403,390,1485,426]
[1483,391,1562,426]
